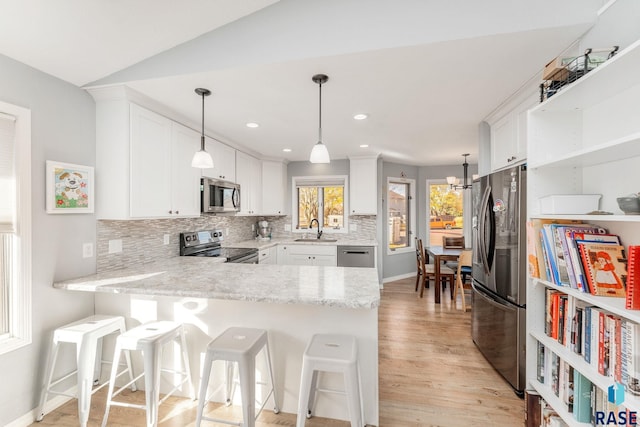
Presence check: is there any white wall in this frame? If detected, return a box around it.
[0,53,96,425]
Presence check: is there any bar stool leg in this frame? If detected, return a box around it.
[143,345,163,427]
[307,370,319,417]
[76,337,99,427]
[344,363,363,427]
[296,365,313,427]
[195,350,214,427]
[35,338,60,421]
[238,356,256,427]
[101,340,122,427]
[264,339,280,413]
[224,360,235,405]
[179,327,196,400]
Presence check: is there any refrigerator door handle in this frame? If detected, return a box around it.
[478,185,492,274]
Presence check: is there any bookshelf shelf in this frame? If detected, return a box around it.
[533,279,640,324]
[525,16,640,425]
[530,380,592,427]
[530,215,640,223]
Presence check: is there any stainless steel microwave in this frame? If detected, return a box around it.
[201,178,240,213]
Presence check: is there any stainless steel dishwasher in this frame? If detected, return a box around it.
[337,245,375,268]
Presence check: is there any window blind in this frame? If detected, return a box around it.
[0,112,16,233]
[295,177,345,188]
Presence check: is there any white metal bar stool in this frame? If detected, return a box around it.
[296,334,363,427]
[195,327,279,427]
[101,321,195,427]
[36,315,135,427]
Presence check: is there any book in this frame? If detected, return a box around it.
[573,371,592,422]
[526,221,541,279]
[623,320,640,396]
[560,226,607,289]
[626,246,640,310]
[530,219,583,283]
[567,230,614,292]
[524,390,542,427]
[578,242,627,297]
[537,341,546,383]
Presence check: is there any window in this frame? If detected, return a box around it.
[293,176,348,233]
[428,181,464,246]
[0,102,31,355]
[387,177,415,254]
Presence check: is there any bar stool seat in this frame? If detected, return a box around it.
[196,327,279,427]
[297,334,363,427]
[36,315,135,427]
[101,321,195,427]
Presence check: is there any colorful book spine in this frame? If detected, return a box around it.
[573,371,592,423]
[626,245,640,309]
[584,306,592,364]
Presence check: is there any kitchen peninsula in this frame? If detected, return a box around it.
[53,257,380,425]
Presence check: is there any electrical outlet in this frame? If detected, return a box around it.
[82,243,94,258]
[225,228,229,236]
[163,234,170,245]
[108,239,122,254]
[251,224,255,232]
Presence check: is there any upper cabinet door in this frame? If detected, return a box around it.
[171,123,202,217]
[130,104,173,217]
[202,138,236,182]
[349,157,378,215]
[261,160,287,215]
[236,151,261,215]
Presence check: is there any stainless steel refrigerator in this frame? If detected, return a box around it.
[471,164,526,395]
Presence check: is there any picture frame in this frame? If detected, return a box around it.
[46,160,94,214]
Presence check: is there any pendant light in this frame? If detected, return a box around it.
[446,153,472,190]
[309,74,330,163]
[191,88,214,169]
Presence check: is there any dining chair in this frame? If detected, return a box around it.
[442,235,465,249]
[453,249,473,311]
[416,238,455,298]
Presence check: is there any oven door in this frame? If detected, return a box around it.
[202,178,240,213]
[227,252,259,264]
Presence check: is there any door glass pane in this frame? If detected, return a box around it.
[388,182,409,249]
[429,183,463,246]
[297,187,318,229]
[323,186,344,229]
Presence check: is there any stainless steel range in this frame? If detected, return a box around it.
[179,229,258,264]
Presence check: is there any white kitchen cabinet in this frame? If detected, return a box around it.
[91,91,202,220]
[277,244,337,266]
[261,160,287,216]
[202,137,236,182]
[349,156,378,215]
[489,89,537,172]
[258,246,277,264]
[525,39,640,425]
[130,104,201,218]
[236,151,262,215]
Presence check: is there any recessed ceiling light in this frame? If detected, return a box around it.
[359,144,369,148]
[282,148,292,152]
[246,122,259,128]
[353,113,368,120]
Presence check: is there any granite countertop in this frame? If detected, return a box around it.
[229,238,378,250]
[53,257,380,309]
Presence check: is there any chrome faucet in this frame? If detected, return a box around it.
[309,218,323,239]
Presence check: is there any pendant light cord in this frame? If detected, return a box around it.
[318,81,322,143]
[200,93,206,150]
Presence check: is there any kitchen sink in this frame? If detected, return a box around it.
[294,238,338,242]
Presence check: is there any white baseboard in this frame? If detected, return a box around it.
[382,272,416,283]
[6,387,75,427]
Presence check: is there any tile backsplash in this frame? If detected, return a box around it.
[97,214,376,272]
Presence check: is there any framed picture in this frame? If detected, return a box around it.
[46,160,94,214]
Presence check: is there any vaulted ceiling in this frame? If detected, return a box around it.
[0,0,603,165]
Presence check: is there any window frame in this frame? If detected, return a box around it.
[0,100,32,355]
[386,177,415,255]
[291,175,349,235]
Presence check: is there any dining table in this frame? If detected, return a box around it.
[425,245,464,304]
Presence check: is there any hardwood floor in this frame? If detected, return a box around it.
[30,278,523,426]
